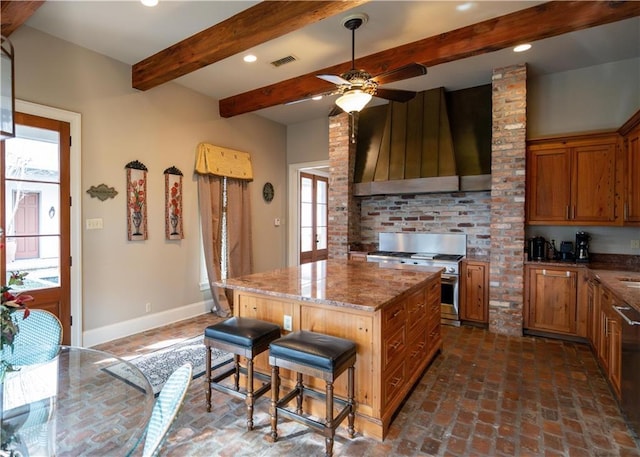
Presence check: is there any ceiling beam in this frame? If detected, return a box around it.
[132,0,369,91]
[1,1,45,37]
[219,0,640,118]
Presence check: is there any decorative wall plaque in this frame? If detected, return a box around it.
[125,160,148,241]
[87,184,118,201]
[164,166,183,240]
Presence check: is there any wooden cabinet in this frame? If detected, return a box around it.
[526,132,620,225]
[460,260,489,324]
[586,277,601,349]
[596,287,622,398]
[525,265,579,335]
[620,110,640,225]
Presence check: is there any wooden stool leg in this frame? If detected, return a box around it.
[205,346,212,412]
[325,380,335,457]
[347,365,355,438]
[233,354,240,391]
[295,372,304,415]
[269,365,279,442]
[246,357,255,431]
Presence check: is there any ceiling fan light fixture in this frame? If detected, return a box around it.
[335,89,372,113]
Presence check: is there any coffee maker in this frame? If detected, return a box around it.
[575,231,590,263]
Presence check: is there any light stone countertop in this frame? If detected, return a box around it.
[217,259,443,312]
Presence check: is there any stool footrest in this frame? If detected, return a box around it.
[211,378,271,402]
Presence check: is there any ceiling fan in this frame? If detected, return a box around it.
[315,13,428,115]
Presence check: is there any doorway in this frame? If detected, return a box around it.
[287,160,329,266]
[299,172,328,264]
[1,112,72,344]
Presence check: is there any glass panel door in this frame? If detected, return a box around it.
[1,112,71,343]
[299,172,328,264]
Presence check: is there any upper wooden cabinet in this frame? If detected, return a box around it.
[526,132,621,225]
[620,110,640,225]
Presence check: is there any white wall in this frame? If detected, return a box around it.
[286,117,329,165]
[528,57,640,138]
[11,26,287,339]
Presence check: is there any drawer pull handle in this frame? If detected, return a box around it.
[390,341,402,350]
[389,377,402,388]
[391,310,402,319]
[542,269,571,277]
[613,306,640,326]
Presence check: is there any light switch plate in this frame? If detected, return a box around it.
[86,218,103,230]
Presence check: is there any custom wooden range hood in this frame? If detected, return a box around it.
[354,86,492,196]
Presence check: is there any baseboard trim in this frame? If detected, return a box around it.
[83,300,213,348]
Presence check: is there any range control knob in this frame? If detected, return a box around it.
[447,267,456,273]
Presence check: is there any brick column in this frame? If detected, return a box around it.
[328,112,360,259]
[489,64,527,336]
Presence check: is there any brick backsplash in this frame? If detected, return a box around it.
[358,191,492,256]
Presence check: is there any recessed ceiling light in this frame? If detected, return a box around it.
[243,54,257,63]
[141,0,158,7]
[456,2,474,12]
[514,43,532,53]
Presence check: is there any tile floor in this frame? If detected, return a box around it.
[93,314,640,457]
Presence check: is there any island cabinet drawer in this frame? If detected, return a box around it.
[382,359,406,407]
[383,325,406,369]
[407,290,428,336]
[382,300,407,333]
[407,331,428,375]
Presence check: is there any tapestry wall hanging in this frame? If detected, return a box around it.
[164,166,183,240]
[125,160,148,241]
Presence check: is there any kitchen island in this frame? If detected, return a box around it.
[218,259,442,440]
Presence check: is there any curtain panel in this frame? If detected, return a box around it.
[196,143,253,316]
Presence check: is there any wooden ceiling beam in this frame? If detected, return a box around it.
[1,1,45,37]
[132,0,369,91]
[219,1,640,118]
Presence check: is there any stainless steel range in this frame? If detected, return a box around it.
[366,233,467,326]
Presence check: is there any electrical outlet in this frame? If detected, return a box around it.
[631,240,640,249]
[283,315,292,331]
[145,302,151,313]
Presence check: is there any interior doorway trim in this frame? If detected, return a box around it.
[16,99,83,346]
[287,160,329,267]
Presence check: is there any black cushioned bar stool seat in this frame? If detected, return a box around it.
[269,330,356,457]
[204,317,281,430]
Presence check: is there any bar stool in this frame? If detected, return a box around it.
[268,330,356,457]
[204,316,281,430]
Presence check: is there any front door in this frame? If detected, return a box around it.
[1,112,71,344]
[299,172,328,264]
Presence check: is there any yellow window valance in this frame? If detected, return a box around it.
[195,143,253,181]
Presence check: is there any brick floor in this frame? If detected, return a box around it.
[93,315,640,457]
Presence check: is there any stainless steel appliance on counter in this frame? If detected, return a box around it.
[366,233,466,326]
[614,304,640,439]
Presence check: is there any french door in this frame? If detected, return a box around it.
[299,172,328,264]
[1,112,71,344]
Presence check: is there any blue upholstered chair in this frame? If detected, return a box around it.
[1,309,63,367]
[142,363,193,457]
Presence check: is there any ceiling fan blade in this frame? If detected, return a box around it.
[317,74,351,86]
[284,90,338,106]
[371,63,427,85]
[375,88,418,103]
